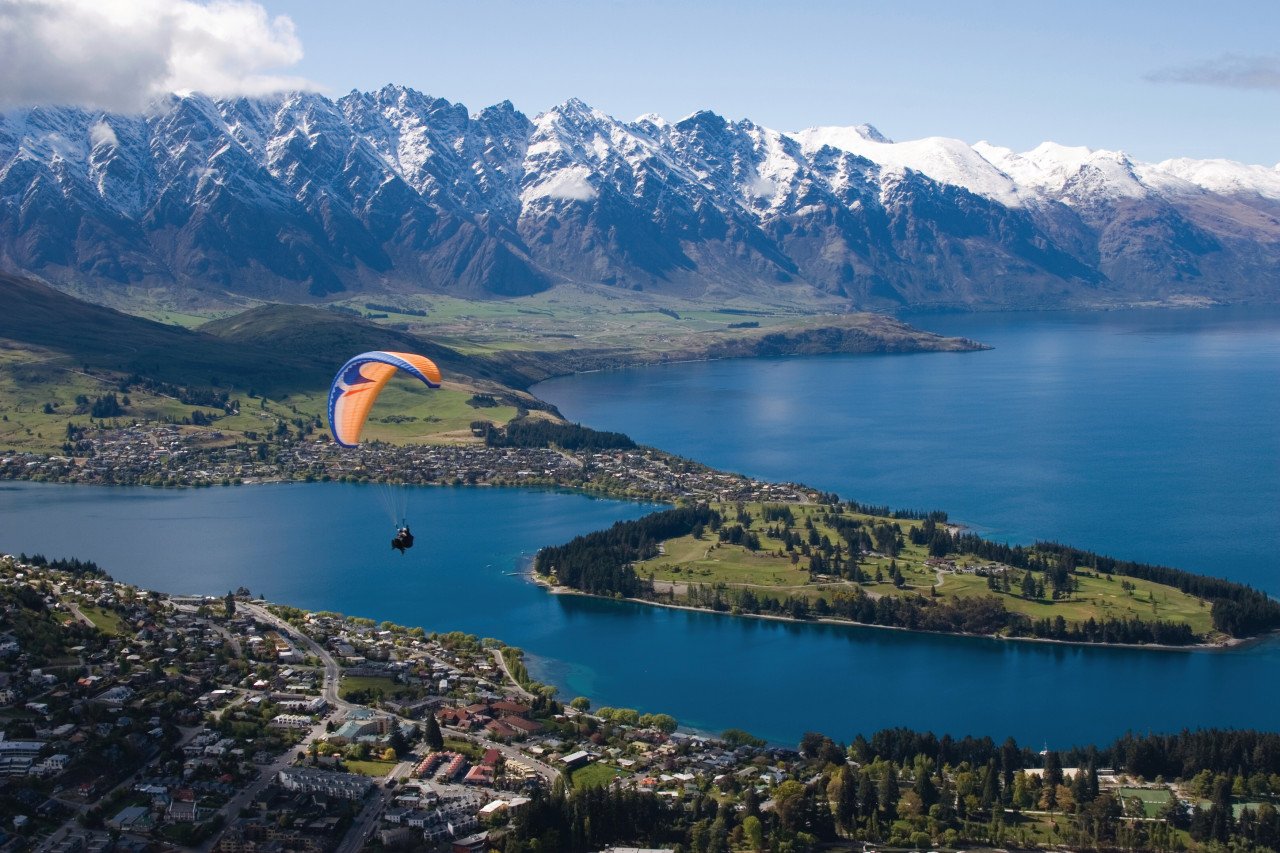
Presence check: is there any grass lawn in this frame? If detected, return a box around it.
[79,605,126,636]
[343,759,397,777]
[635,500,1216,637]
[571,762,624,790]
[338,674,399,699]
[1118,787,1173,817]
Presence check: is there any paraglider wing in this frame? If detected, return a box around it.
[327,351,442,447]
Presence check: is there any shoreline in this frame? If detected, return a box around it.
[8,453,1275,654]
[521,567,1271,654]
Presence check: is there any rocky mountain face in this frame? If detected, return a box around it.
[2,86,1278,309]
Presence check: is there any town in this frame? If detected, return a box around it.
[4,553,1278,853]
[0,423,815,507]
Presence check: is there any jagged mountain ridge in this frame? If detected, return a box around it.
[2,86,1278,308]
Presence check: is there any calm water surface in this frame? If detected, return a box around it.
[538,307,1280,593]
[3,308,1278,747]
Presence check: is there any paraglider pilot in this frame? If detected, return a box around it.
[392,525,414,554]
[327,351,442,556]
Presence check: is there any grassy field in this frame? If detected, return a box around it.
[1118,787,1173,817]
[343,759,398,777]
[443,737,484,761]
[78,605,127,636]
[338,675,400,699]
[278,383,516,446]
[328,283,850,358]
[571,762,624,790]
[940,572,1214,636]
[0,343,304,453]
[0,338,517,454]
[635,501,1216,637]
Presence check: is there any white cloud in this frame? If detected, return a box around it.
[1146,53,1280,91]
[523,166,598,203]
[89,120,118,148]
[0,0,319,111]
[748,175,776,198]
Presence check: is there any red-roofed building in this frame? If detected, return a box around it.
[500,716,542,735]
[490,700,531,718]
[463,765,494,786]
[485,720,517,740]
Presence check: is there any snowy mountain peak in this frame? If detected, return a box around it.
[792,125,1024,207]
[2,88,1279,308]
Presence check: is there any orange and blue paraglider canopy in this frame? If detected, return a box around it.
[327,351,442,447]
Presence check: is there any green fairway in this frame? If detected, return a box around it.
[940,572,1215,636]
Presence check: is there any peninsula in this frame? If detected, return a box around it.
[531,502,1280,648]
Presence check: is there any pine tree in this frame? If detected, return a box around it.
[424,712,445,751]
[387,725,408,758]
[878,765,900,819]
[858,769,878,819]
[981,759,1000,811]
[836,767,857,834]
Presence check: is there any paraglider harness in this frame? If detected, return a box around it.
[392,525,414,554]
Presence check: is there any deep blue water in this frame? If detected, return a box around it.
[537,307,1280,595]
[2,307,1278,749]
[0,482,657,631]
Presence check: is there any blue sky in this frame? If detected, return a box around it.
[2,0,1276,164]
[258,0,1280,164]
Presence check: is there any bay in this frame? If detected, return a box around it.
[0,482,659,642]
[2,478,1276,747]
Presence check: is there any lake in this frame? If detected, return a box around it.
[538,306,1280,595]
[3,307,1278,748]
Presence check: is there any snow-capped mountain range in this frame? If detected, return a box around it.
[2,86,1278,308]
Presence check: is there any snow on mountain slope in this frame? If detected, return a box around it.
[974,141,1148,203]
[1,88,1279,307]
[1146,158,1280,202]
[794,125,1026,207]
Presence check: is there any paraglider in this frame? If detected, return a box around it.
[392,525,414,554]
[328,351,442,551]
[328,351,442,447]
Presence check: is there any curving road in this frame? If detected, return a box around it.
[243,602,355,713]
[490,649,537,701]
